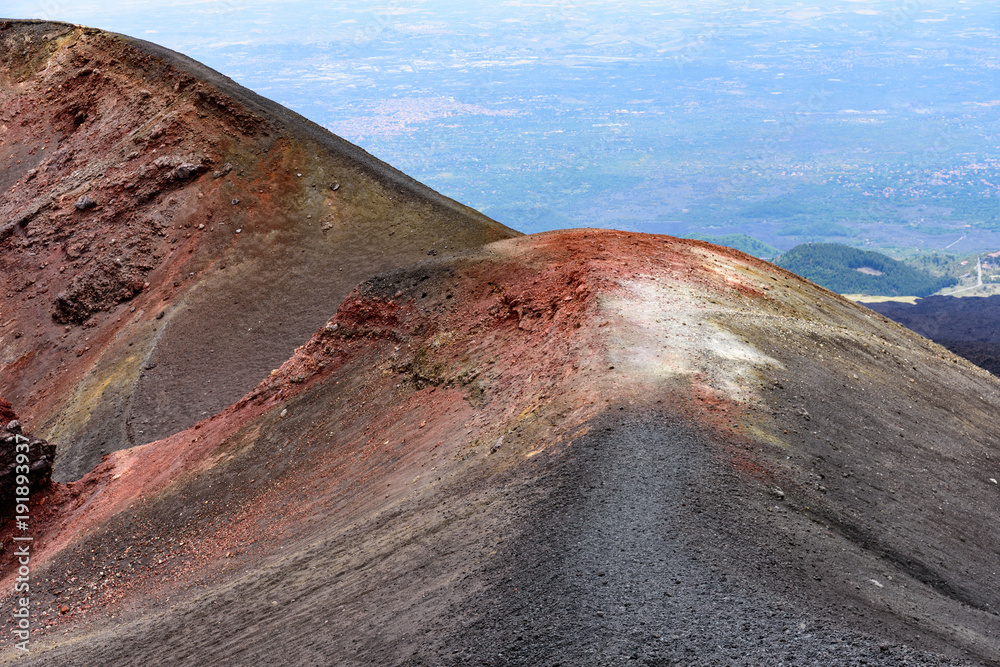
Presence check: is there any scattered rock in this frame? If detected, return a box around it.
[213,163,234,179]
[0,398,16,425]
[172,163,203,180]
[75,195,96,211]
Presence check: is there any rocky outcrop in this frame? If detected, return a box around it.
[0,399,57,522]
[0,398,16,425]
[52,258,148,325]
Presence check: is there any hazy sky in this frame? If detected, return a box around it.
[3,1,978,49]
[3,1,987,81]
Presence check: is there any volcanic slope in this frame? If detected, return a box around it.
[0,19,516,481]
[3,229,1000,666]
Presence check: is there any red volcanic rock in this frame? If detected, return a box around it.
[0,398,16,425]
[52,258,148,325]
[0,19,516,481]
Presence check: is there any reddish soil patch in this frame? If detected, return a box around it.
[0,397,16,425]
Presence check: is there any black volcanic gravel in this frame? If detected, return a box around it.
[434,413,970,667]
[9,411,983,666]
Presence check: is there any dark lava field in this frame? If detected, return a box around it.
[868,295,1000,379]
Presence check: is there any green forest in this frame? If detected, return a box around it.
[775,243,958,297]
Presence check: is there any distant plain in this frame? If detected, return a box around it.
[5,0,1000,254]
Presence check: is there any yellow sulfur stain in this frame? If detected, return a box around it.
[44,329,154,445]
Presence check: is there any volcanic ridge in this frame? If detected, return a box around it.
[2,20,1000,667]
